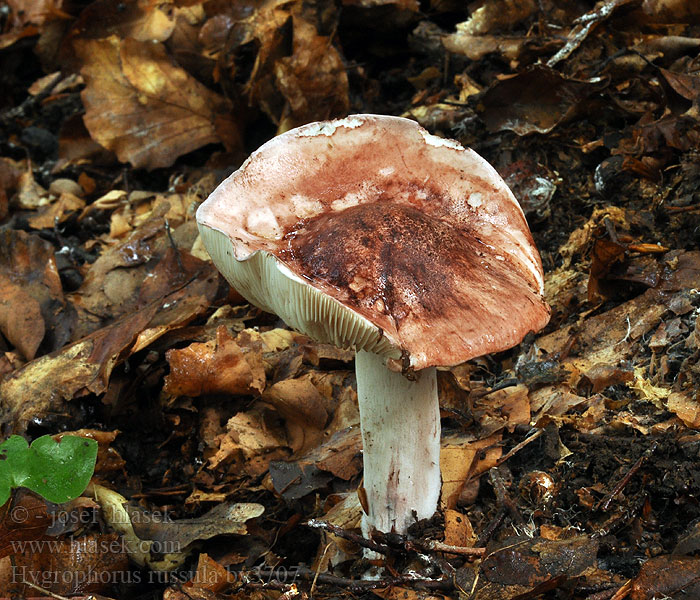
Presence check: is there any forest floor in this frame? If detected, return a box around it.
[1,1,700,599]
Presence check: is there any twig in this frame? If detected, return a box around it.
[310,543,331,599]
[422,540,486,557]
[665,204,700,213]
[245,566,452,592]
[19,580,71,600]
[547,0,636,68]
[489,468,527,530]
[593,495,645,539]
[597,441,658,512]
[305,519,391,555]
[476,507,506,547]
[495,428,544,467]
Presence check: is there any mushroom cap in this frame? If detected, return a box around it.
[197,114,550,370]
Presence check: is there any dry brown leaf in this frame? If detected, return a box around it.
[0,302,159,432]
[619,555,700,599]
[27,192,85,230]
[667,391,700,428]
[71,0,177,42]
[0,490,50,561]
[444,508,476,547]
[263,375,330,454]
[269,426,362,500]
[0,230,73,360]
[209,407,290,476]
[75,35,240,169]
[273,18,350,130]
[476,66,607,135]
[642,0,700,21]
[443,33,531,61]
[70,207,214,339]
[12,170,48,209]
[0,533,128,597]
[6,0,67,29]
[163,325,265,397]
[237,3,349,129]
[183,553,239,594]
[455,0,536,35]
[473,384,531,435]
[440,432,502,509]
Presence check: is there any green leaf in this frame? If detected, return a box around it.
[0,435,98,505]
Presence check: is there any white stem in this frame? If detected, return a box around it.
[355,350,441,537]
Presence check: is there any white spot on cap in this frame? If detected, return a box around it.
[298,116,365,137]
[291,194,323,218]
[246,207,282,239]
[419,129,464,150]
[332,193,363,211]
[467,192,483,208]
[379,166,395,177]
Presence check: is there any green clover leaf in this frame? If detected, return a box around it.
[0,435,98,505]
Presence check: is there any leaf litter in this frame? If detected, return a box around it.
[1,0,700,598]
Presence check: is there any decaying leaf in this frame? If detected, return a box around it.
[0,533,129,597]
[127,501,264,547]
[164,326,265,397]
[233,1,349,130]
[269,426,362,500]
[209,406,290,477]
[441,433,502,509]
[616,555,700,599]
[477,66,607,135]
[75,36,241,169]
[0,301,158,432]
[0,230,74,360]
[476,535,598,597]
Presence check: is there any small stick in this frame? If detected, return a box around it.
[245,566,451,592]
[597,441,658,512]
[665,204,700,213]
[423,540,486,557]
[310,543,331,599]
[489,468,527,530]
[495,428,544,467]
[19,581,70,600]
[476,507,506,547]
[305,519,391,555]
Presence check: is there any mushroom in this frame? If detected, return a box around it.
[196,114,550,538]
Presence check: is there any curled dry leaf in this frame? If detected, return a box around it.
[620,555,700,599]
[0,533,129,597]
[127,501,264,547]
[236,2,349,129]
[27,192,85,230]
[163,325,265,397]
[208,406,290,477]
[440,432,503,510]
[0,302,159,432]
[75,36,241,169]
[0,230,74,361]
[477,66,607,135]
[71,0,177,43]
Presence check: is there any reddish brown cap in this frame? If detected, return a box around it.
[197,114,550,370]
